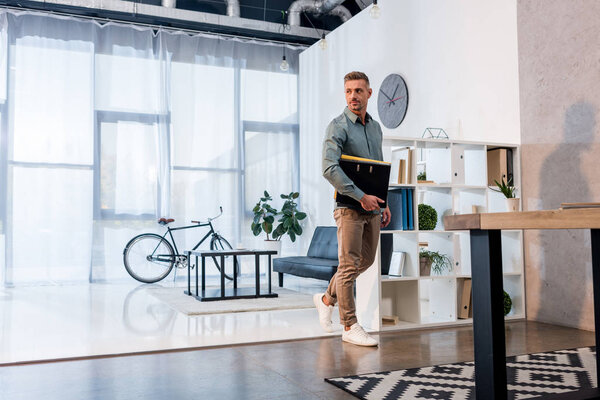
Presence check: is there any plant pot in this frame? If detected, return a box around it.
[263,240,282,258]
[506,198,520,212]
[419,257,432,277]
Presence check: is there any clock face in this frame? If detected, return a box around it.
[377,74,409,129]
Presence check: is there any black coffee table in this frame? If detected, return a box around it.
[184,249,278,302]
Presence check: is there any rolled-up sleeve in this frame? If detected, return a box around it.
[322,121,365,202]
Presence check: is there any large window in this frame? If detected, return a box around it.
[0,10,302,284]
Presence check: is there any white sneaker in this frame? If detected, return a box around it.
[313,293,335,333]
[342,323,378,347]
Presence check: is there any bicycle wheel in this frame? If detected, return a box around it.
[210,234,234,280]
[123,233,175,283]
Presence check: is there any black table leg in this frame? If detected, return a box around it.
[220,255,225,298]
[233,255,238,290]
[268,254,272,294]
[195,255,198,297]
[187,251,191,296]
[201,256,205,293]
[591,229,600,385]
[470,229,506,400]
[255,254,260,296]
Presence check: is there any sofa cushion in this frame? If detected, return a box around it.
[273,256,338,281]
[306,226,338,260]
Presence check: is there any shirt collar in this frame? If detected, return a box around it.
[344,107,372,125]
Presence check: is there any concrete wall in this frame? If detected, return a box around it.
[518,0,600,330]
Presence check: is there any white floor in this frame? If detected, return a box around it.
[0,275,341,364]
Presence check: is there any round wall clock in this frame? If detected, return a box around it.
[377,74,409,129]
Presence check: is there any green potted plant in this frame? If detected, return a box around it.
[491,177,520,212]
[251,191,306,257]
[272,192,307,243]
[251,191,279,240]
[418,203,437,230]
[419,249,452,276]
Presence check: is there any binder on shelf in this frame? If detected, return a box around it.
[382,189,404,231]
[458,278,472,319]
[487,148,514,186]
[407,188,414,230]
[401,189,408,230]
[380,234,394,274]
[388,251,406,276]
[335,155,391,209]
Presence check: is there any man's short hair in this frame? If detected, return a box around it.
[344,71,370,87]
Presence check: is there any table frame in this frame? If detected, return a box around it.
[183,249,278,302]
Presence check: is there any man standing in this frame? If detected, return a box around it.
[315,71,391,347]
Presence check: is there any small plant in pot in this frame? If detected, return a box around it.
[418,203,437,231]
[419,249,452,276]
[491,177,520,212]
[504,291,512,316]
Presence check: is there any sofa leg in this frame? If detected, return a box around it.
[278,272,284,287]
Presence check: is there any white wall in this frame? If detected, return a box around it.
[298,0,521,245]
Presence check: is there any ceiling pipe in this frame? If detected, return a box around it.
[288,0,349,26]
[329,5,352,22]
[225,0,240,18]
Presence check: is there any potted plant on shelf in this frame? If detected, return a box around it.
[419,249,452,276]
[504,291,512,316]
[491,177,519,212]
[418,203,437,230]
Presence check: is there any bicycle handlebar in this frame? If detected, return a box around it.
[191,206,223,225]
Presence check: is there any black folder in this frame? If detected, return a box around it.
[335,155,392,209]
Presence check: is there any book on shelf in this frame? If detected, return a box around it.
[388,251,406,276]
[335,155,391,208]
[382,315,400,325]
[458,278,472,319]
[389,147,412,184]
[560,202,600,209]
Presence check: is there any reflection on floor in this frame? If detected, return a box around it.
[0,275,337,364]
[0,321,595,400]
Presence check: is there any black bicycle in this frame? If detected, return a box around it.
[123,207,233,283]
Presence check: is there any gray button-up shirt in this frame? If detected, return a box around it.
[322,107,384,207]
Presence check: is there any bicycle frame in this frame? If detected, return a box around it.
[161,221,216,257]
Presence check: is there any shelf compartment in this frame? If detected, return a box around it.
[416,141,452,185]
[381,280,420,325]
[380,232,418,278]
[487,188,520,213]
[452,144,487,186]
[419,278,457,323]
[417,187,452,231]
[453,188,487,215]
[418,231,455,277]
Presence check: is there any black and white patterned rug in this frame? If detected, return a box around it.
[325,346,597,400]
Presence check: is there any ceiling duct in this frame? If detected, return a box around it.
[288,0,351,26]
[225,0,240,18]
[161,0,176,7]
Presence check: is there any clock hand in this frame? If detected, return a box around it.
[380,89,394,102]
[386,96,405,104]
[390,84,399,101]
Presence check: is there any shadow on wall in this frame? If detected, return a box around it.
[536,102,596,328]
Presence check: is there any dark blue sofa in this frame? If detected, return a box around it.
[273,226,338,286]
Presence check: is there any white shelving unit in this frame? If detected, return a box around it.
[356,136,525,332]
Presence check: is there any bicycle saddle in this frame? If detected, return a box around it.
[158,218,175,225]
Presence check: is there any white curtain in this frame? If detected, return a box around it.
[0,9,302,285]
